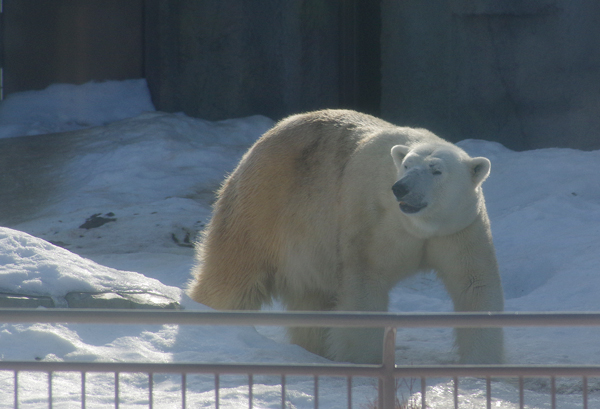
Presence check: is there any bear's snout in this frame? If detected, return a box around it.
[392,179,427,214]
[392,180,409,201]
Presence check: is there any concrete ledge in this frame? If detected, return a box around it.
[0,292,180,310]
[65,292,180,310]
[0,293,55,308]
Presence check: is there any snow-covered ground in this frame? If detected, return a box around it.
[0,79,599,408]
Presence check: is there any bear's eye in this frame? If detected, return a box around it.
[431,167,441,175]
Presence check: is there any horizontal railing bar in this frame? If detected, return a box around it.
[0,361,381,377]
[392,365,600,378]
[1,309,600,328]
[2,361,600,378]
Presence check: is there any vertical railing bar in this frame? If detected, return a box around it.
[281,374,286,409]
[248,373,253,409]
[14,371,18,409]
[149,372,154,409]
[381,326,397,409]
[215,374,220,409]
[81,372,86,409]
[550,376,556,409]
[421,377,426,409]
[378,378,384,409]
[486,376,491,409]
[314,375,319,409]
[519,376,524,409]
[583,376,588,409]
[115,372,119,409]
[181,373,186,409]
[48,371,53,409]
[347,376,352,409]
[453,377,459,409]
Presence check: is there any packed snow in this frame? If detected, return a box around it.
[0,79,599,408]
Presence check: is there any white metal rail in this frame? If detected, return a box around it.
[2,309,600,409]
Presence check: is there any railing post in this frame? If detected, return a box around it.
[379,326,397,409]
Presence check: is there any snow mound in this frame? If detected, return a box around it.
[0,227,181,307]
[0,79,155,138]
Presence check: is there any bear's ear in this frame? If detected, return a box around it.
[470,157,491,187]
[391,145,410,169]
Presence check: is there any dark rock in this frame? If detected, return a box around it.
[79,213,117,229]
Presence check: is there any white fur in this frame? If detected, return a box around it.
[188,109,504,364]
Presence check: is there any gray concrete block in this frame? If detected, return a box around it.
[381,0,600,150]
[144,0,341,121]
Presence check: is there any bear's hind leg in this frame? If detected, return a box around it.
[187,238,275,310]
[187,265,272,310]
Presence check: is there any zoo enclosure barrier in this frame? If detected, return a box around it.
[1,310,600,409]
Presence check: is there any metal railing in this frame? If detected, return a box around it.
[2,309,600,409]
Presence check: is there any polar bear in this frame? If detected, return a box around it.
[187,109,504,364]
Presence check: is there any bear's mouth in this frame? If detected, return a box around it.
[399,201,427,214]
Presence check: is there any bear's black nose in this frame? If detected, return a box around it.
[392,180,409,201]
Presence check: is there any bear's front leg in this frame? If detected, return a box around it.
[327,274,390,364]
[328,326,385,364]
[425,214,505,364]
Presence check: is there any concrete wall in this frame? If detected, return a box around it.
[3,0,143,95]
[382,0,600,150]
[5,1,600,150]
[145,0,342,121]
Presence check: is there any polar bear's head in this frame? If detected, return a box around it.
[390,143,491,238]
